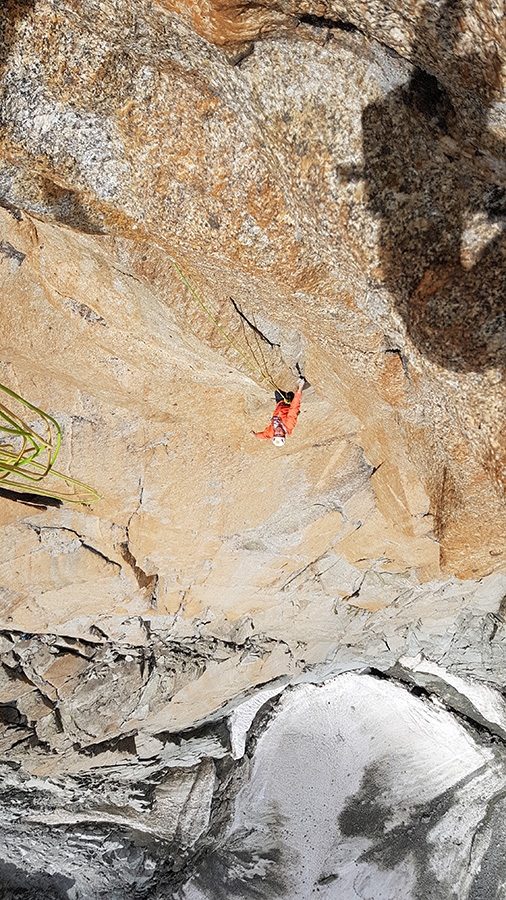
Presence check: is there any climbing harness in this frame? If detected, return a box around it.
[272,416,288,435]
[171,260,293,402]
[271,415,288,447]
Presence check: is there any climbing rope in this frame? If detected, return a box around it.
[171,260,291,400]
[0,383,100,504]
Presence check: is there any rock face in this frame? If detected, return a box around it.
[0,0,506,897]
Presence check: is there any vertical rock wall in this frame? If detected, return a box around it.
[1,0,506,897]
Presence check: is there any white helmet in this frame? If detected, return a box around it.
[272,435,286,447]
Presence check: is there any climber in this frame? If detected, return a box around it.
[250,378,305,446]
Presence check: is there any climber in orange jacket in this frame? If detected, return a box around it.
[250,378,305,446]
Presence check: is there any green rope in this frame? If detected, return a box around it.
[0,383,101,504]
[171,260,287,397]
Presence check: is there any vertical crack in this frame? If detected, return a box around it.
[119,541,157,595]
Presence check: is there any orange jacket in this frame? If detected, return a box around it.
[254,392,302,440]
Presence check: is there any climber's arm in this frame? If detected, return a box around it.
[284,381,304,432]
[250,424,274,440]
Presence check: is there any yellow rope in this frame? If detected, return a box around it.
[171,260,288,397]
[0,383,101,504]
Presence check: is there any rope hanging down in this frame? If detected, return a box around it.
[171,260,286,396]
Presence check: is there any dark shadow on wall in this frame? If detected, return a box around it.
[0,166,109,233]
[338,760,482,900]
[28,176,108,233]
[191,802,294,900]
[0,485,62,508]
[0,861,75,900]
[359,0,506,372]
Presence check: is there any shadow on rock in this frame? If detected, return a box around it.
[0,861,75,900]
[338,761,472,900]
[361,0,506,372]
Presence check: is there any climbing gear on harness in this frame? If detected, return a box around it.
[271,415,287,447]
[272,416,287,433]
